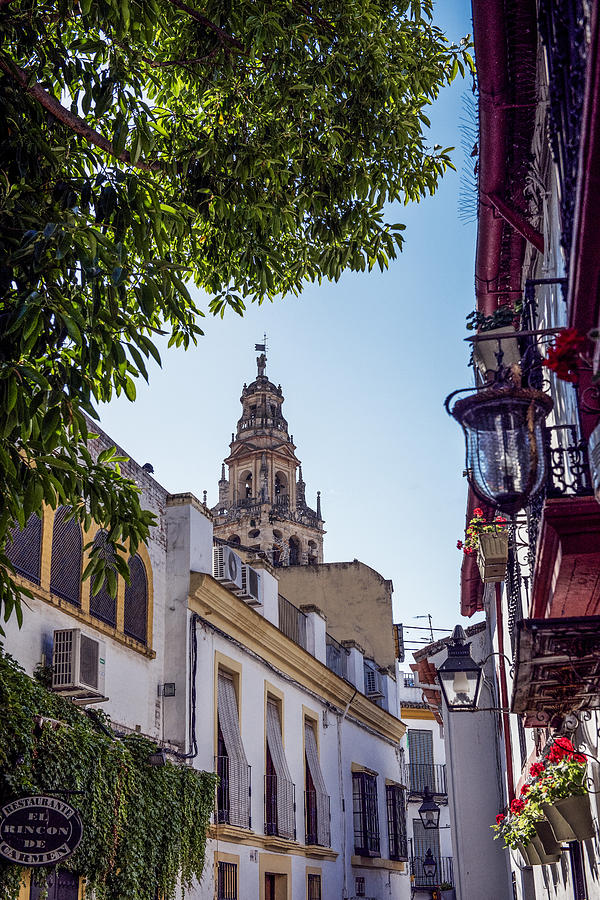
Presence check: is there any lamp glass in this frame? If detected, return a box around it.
[438,667,481,711]
[422,850,437,878]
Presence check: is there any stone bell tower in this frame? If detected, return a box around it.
[212,349,324,566]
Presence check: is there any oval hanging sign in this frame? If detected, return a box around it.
[0,795,83,866]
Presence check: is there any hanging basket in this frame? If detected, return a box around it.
[477,531,509,583]
[533,820,562,857]
[552,795,595,841]
[517,841,542,866]
[542,802,577,842]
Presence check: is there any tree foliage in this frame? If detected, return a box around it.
[0,0,472,625]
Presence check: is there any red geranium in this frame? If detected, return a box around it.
[473,507,483,517]
[510,797,525,815]
[496,813,505,825]
[543,328,586,383]
[520,784,530,796]
[573,753,587,764]
[530,762,545,778]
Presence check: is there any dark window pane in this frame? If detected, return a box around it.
[6,514,42,584]
[124,554,148,643]
[50,507,82,606]
[89,531,117,626]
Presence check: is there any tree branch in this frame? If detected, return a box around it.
[0,55,162,173]
[167,0,247,53]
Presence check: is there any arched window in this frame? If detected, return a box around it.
[274,472,288,496]
[50,507,83,606]
[6,514,42,584]
[124,554,148,645]
[308,540,318,565]
[242,472,252,498]
[89,531,117,627]
[228,534,241,546]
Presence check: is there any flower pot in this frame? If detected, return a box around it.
[553,795,595,841]
[517,841,542,866]
[441,890,456,900]
[477,531,509,583]
[533,819,562,856]
[532,834,561,864]
[473,326,520,376]
[542,802,577,842]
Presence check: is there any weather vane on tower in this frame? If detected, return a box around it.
[255,333,268,376]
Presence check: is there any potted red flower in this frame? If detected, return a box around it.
[457,509,509,583]
[542,328,587,383]
[531,739,595,842]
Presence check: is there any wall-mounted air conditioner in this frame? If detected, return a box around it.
[236,564,262,606]
[588,421,600,502]
[52,629,106,698]
[364,664,384,700]
[213,545,243,590]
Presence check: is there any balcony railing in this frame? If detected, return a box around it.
[278,595,307,648]
[264,774,296,839]
[325,633,349,679]
[408,763,447,799]
[215,756,251,828]
[403,674,416,688]
[304,790,331,847]
[411,856,454,890]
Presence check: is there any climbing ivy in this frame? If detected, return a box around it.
[0,651,216,900]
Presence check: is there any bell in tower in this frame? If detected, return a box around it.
[211,345,325,566]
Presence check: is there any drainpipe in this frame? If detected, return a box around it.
[495,584,515,801]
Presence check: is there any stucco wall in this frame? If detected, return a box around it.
[276,561,396,668]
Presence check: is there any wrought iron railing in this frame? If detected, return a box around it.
[538,0,587,266]
[325,633,349,678]
[408,764,447,799]
[386,784,408,861]
[264,774,296,839]
[215,756,251,828]
[304,790,331,847]
[411,856,454,890]
[278,595,307,648]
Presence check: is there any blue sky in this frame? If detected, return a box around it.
[99,0,482,658]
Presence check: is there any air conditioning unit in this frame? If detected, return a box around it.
[588,421,600,500]
[236,564,262,606]
[364,665,384,700]
[213,545,243,590]
[52,629,106,698]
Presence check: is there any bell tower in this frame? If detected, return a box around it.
[212,346,324,566]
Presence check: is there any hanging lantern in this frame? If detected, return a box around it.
[437,626,483,712]
[422,848,437,878]
[448,386,553,514]
[418,787,441,830]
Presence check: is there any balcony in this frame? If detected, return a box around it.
[407,764,447,800]
[511,616,600,724]
[278,595,307,649]
[264,774,296,840]
[304,789,331,847]
[215,756,251,829]
[411,856,454,891]
[325,633,348,679]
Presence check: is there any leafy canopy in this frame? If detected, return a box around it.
[0,0,472,624]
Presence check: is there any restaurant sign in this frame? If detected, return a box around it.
[0,795,83,866]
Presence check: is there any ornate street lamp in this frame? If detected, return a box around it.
[418,787,441,830]
[446,385,553,514]
[422,848,437,879]
[437,626,483,712]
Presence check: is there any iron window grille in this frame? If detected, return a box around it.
[355,876,366,897]
[50,506,82,606]
[352,771,380,857]
[386,785,408,861]
[89,531,117,627]
[217,861,238,900]
[123,554,148,644]
[307,873,321,900]
[6,513,42,585]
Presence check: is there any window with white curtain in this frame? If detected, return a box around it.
[265,699,295,839]
[217,672,250,828]
[304,721,330,847]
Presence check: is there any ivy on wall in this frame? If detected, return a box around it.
[0,651,216,900]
